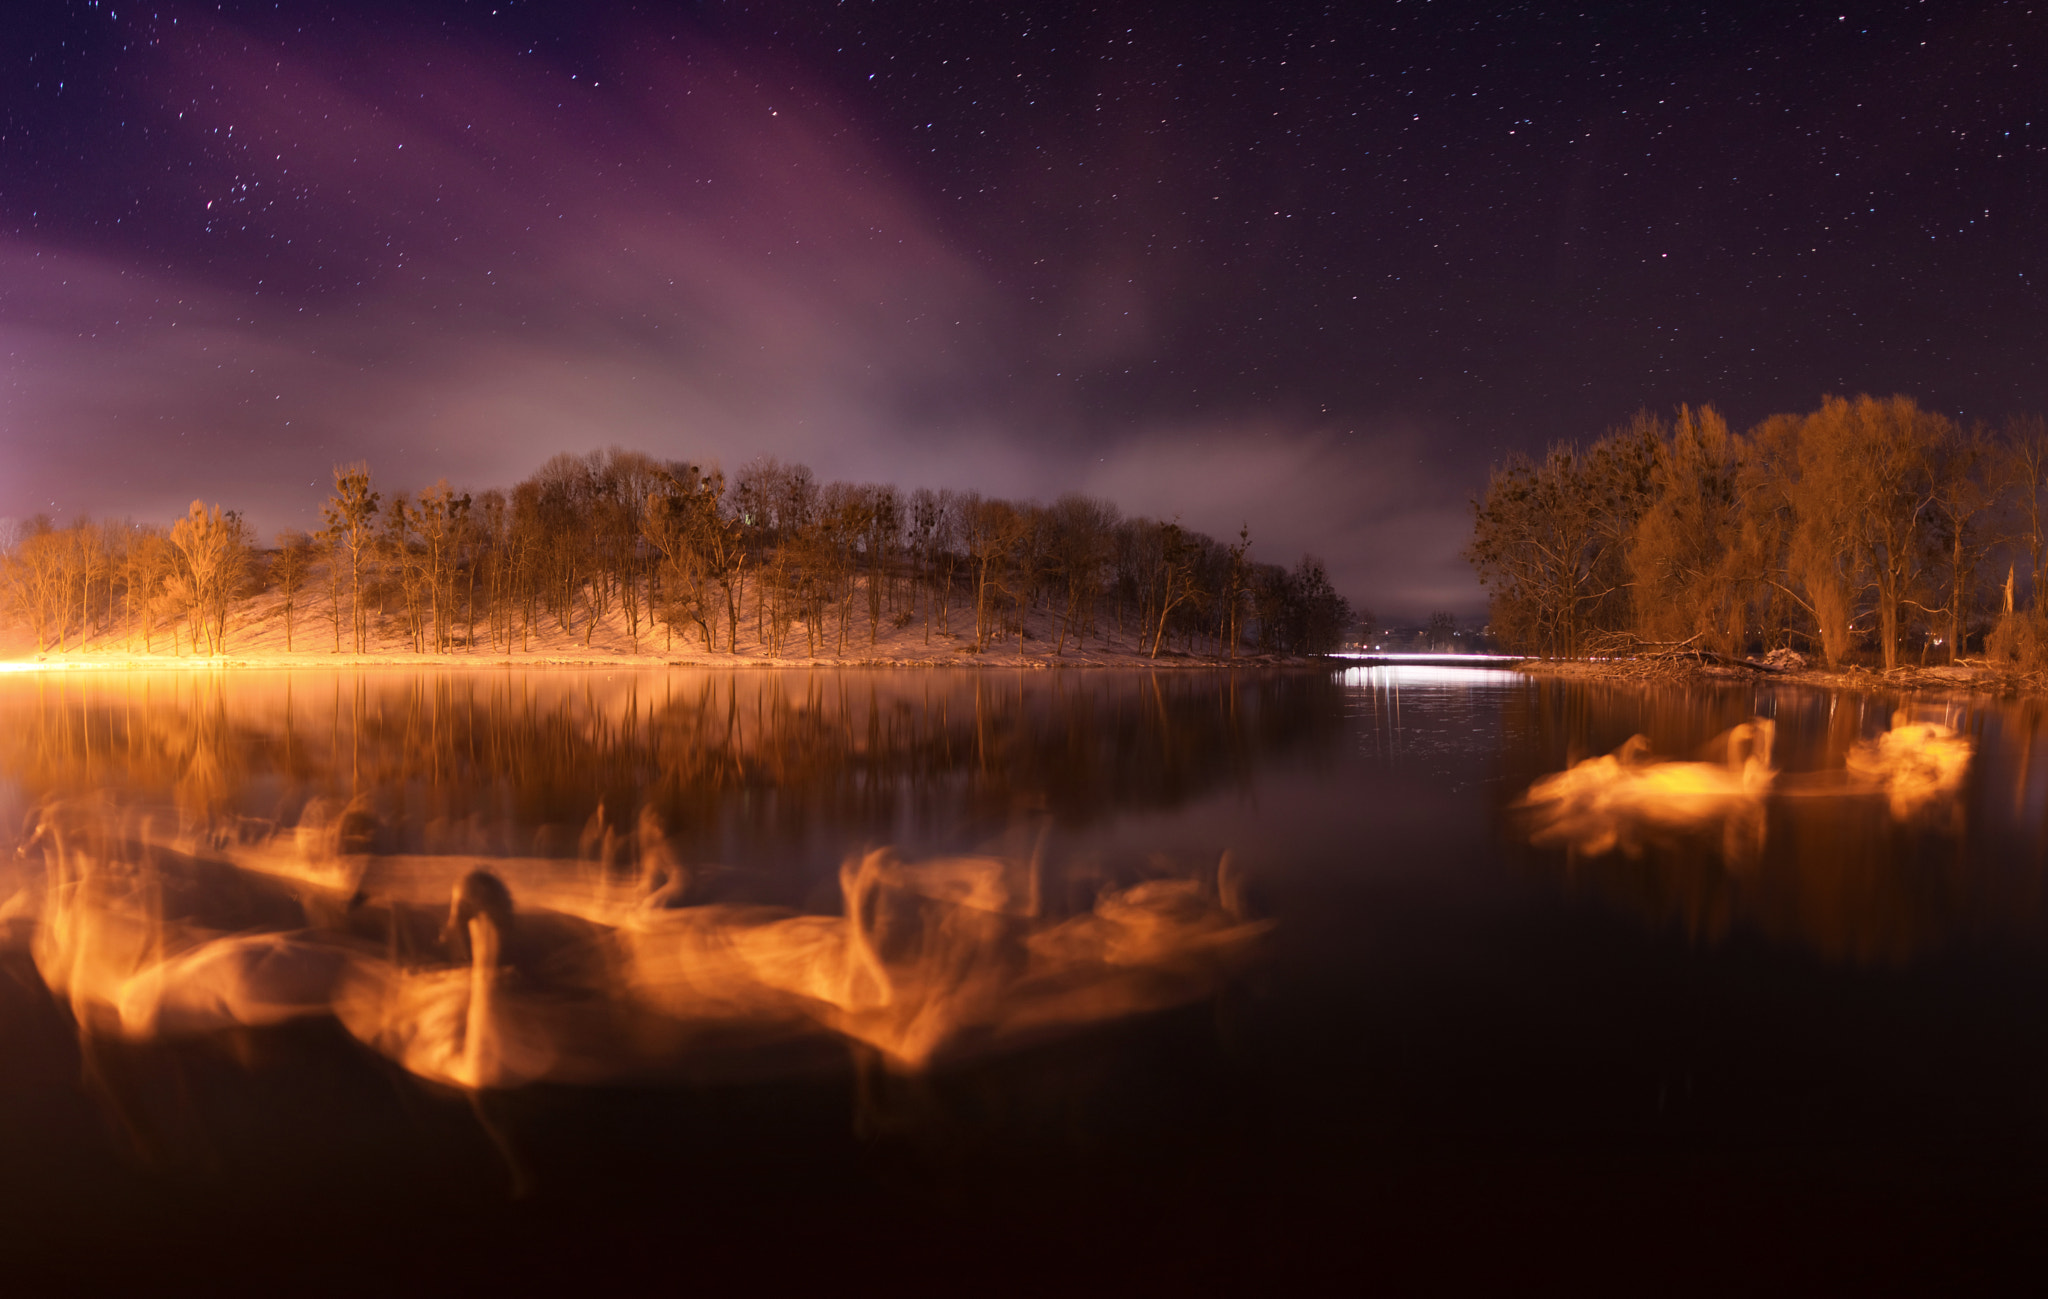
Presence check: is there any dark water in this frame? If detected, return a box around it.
[4,664,2048,1294]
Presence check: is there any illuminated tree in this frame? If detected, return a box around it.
[273,530,315,652]
[321,463,381,653]
[1465,423,1653,657]
[168,501,250,655]
[1627,405,1753,656]
[414,481,471,652]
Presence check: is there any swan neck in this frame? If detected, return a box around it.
[462,915,501,1088]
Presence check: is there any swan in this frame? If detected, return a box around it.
[22,799,362,1041]
[658,850,1020,1069]
[113,930,360,1039]
[1846,710,1973,819]
[1518,719,1777,857]
[711,848,1264,1069]
[334,869,580,1091]
[1003,853,1272,1039]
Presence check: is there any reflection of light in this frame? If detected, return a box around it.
[1332,652,1524,663]
[1340,664,1524,687]
[0,660,241,673]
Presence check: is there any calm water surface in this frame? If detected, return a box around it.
[4,664,2048,1293]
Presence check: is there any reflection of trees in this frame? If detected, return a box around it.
[0,675,257,822]
[1502,679,2028,965]
[0,670,1341,855]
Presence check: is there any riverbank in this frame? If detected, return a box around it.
[0,602,1319,671]
[0,649,1319,672]
[1513,654,2030,698]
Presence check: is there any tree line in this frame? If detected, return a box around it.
[1466,394,2048,669]
[1,449,1358,660]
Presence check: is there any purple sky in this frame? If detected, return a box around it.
[4,2,2044,617]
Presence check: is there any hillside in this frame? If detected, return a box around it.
[0,583,1311,670]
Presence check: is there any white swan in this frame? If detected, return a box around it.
[114,931,358,1039]
[1519,719,1777,857]
[1846,710,1973,819]
[23,801,360,1041]
[334,870,571,1090]
[714,848,1264,1069]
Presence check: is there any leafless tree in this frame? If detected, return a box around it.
[274,530,315,651]
[322,463,381,653]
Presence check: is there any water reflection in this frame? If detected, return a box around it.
[0,670,1340,875]
[1,670,1312,1107]
[1496,679,2027,964]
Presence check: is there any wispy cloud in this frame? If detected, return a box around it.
[0,6,1471,611]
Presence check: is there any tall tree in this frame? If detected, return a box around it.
[321,463,381,653]
[274,530,314,652]
[1628,405,1752,655]
[168,501,250,655]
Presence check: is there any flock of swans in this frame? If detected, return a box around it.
[1517,710,1977,858]
[5,799,1271,1095]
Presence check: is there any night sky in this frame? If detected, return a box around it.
[3,1,2043,615]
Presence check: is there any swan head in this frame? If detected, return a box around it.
[1727,718,1775,773]
[443,868,514,961]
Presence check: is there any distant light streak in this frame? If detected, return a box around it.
[1331,652,1524,663]
[1338,661,1526,687]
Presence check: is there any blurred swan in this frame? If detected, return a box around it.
[1519,720,1776,858]
[114,930,359,1039]
[726,849,1268,1069]
[334,869,585,1090]
[22,790,1276,1084]
[1007,854,1272,1035]
[22,799,359,1041]
[724,853,903,1030]
[1847,711,1973,819]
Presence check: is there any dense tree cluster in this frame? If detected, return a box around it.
[1,449,1357,659]
[1467,395,2048,669]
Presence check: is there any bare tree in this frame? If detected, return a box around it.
[274,530,314,651]
[322,463,381,653]
[169,501,250,655]
[959,493,1025,652]
[2004,414,2048,607]
[1049,493,1117,655]
[1925,422,1999,662]
[1149,520,1204,658]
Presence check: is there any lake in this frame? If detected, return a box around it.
[3,664,2046,1293]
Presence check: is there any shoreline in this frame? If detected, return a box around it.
[0,648,1327,673]
[1511,654,2028,699]
[0,598,1328,673]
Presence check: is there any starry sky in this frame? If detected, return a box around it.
[3,0,2043,616]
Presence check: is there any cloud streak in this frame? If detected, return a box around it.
[0,7,1464,613]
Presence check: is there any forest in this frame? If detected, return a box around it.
[1467,394,2048,669]
[0,451,1356,660]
